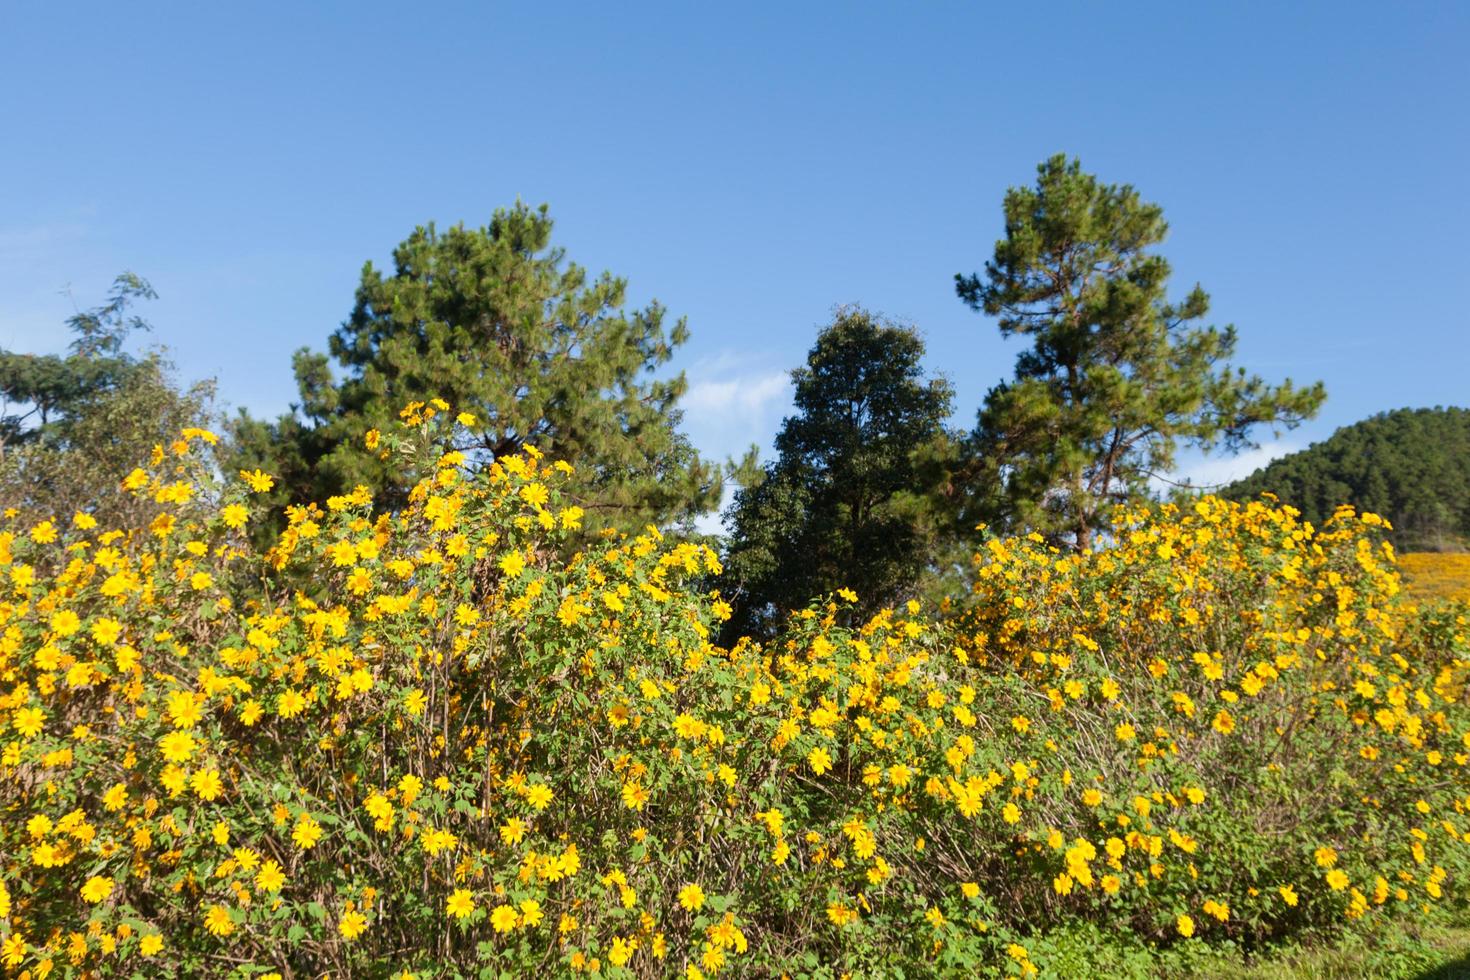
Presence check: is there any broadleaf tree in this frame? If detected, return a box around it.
[720,307,954,636]
[0,272,156,454]
[230,202,722,535]
[956,154,1325,549]
[0,273,217,529]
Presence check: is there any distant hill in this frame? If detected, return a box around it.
[1223,407,1470,551]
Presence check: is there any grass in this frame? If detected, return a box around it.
[1191,923,1470,979]
[1022,914,1470,978]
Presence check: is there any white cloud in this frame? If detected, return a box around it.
[1161,441,1300,492]
[679,363,793,468]
[693,483,738,537]
[683,371,790,416]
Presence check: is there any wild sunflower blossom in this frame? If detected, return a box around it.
[0,412,1464,977]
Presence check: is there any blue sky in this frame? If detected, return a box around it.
[3,1,1467,495]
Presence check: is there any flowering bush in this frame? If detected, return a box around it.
[1,404,1466,978]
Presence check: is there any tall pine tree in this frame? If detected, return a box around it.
[231,203,721,534]
[956,155,1325,549]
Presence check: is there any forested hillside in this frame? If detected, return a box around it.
[1225,407,1470,550]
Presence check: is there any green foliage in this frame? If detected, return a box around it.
[720,307,953,634]
[5,411,1467,977]
[0,274,216,529]
[0,272,157,450]
[228,202,721,537]
[1224,407,1470,551]
[956,155,1325,549]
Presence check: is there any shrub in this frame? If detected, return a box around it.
[0,404,1466,977]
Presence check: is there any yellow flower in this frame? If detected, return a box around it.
[221,504,249,529]
[1177,914,1195,937]
[139,934,164,956]
[240,469,276,492]
[204,904,236,936]
[808,746,834,775]
[292,814,323,850]
[609,936,635,966]
[521,483,550,508]
[498,551,525,579]
[13,706,45,738]
[678,883,706,911]
[158,730,197,763]
[339,911,368,940]
[166,690,203,728]
[51,609,81,636]
[277,689,308,718]
[81,875,114,903]
[621,781,650,811]
[526,783,554,810]
[446,889,476,920]
[499,818,527,845]
[90,617,123,645]
[422,828,458,855]
[255,860,286,893]
[490,903,519,933]
[519,899,544,928]
[190,767,224,802]
[1326,869,1350,891]
[1279,884,1299,906]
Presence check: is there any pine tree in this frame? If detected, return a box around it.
[230,203,721,535]
[956,155,1325,549]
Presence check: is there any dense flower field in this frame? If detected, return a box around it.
[1400,552,1470,604]
[1,403,1467,978]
